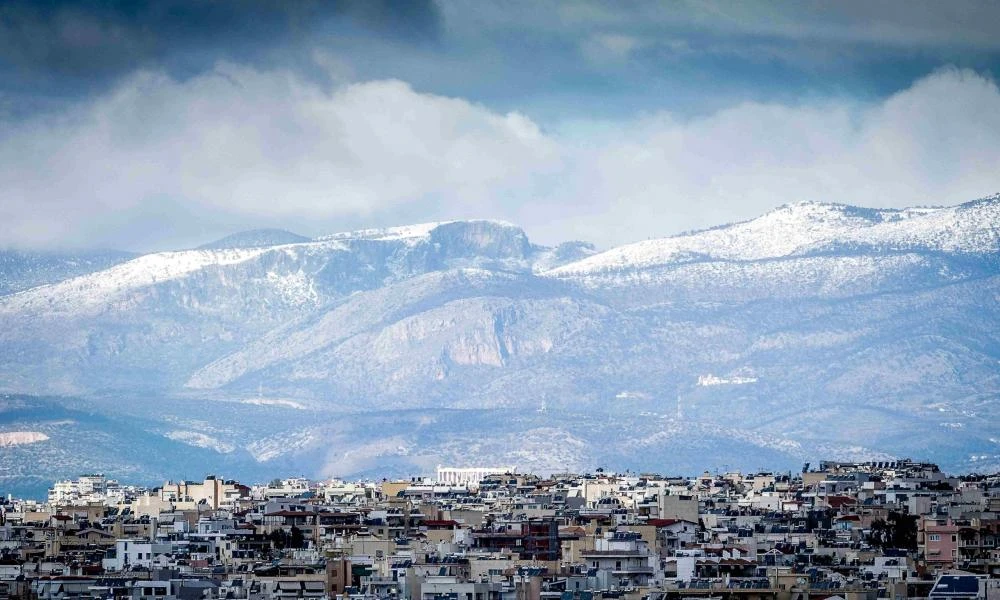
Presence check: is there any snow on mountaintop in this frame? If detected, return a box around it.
[316,219,520,243]
[844,194,1000,255]
[0,247,273,314]
[548,196,999,277]
[0,220,532,316]
[0,431,49,446]
[0,248,136,296]
[3,199,994,315]
[318,222,452,242]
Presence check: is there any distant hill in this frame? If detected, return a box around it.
[197,228,310,249]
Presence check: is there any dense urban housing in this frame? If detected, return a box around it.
[2,460,999,600]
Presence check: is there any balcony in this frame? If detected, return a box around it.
[611,567,653,575]
[579,550,646,558]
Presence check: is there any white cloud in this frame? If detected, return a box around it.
[0,65,998,250]
[580,33,646,65]
[0,64,560,249]
[524,67,1000,246]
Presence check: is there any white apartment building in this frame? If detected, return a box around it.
[436,467,515,487]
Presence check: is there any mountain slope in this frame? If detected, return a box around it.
[0,249,136,296]
[0,197,998,489]
[0,221,563,394]
[548,195,999,279]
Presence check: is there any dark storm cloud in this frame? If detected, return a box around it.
[0,0,441,95]
[1,1,999,252]
[3,1,999,121]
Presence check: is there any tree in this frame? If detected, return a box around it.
[867,511,917,551]
[269,528,288,550]
[289,526,306,549]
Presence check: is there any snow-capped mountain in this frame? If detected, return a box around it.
[0,248,136,296]
[549,196,999,278]
[1,196,998,493]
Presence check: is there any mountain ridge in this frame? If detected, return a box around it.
[1,196,998,489]
[197,228,311,249]
[549,194,999,278]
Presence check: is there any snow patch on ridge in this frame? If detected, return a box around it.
[241,397,307,410]
[265,270,319,307]
[247,429,320,462]
[318,222,453,242]
[697,374,758,386]
[0,247,271,314]
[164,430,235,453]
[0,431,49,446]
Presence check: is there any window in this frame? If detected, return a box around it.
[929,534,941,542]
[952,535,957,543]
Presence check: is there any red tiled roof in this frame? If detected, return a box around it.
[824,496,857,508]
[423,520,460,528]
[646,518,683,527]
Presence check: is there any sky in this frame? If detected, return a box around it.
[2,0,1000,252]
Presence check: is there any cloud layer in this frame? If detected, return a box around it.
[1,65,998,250]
